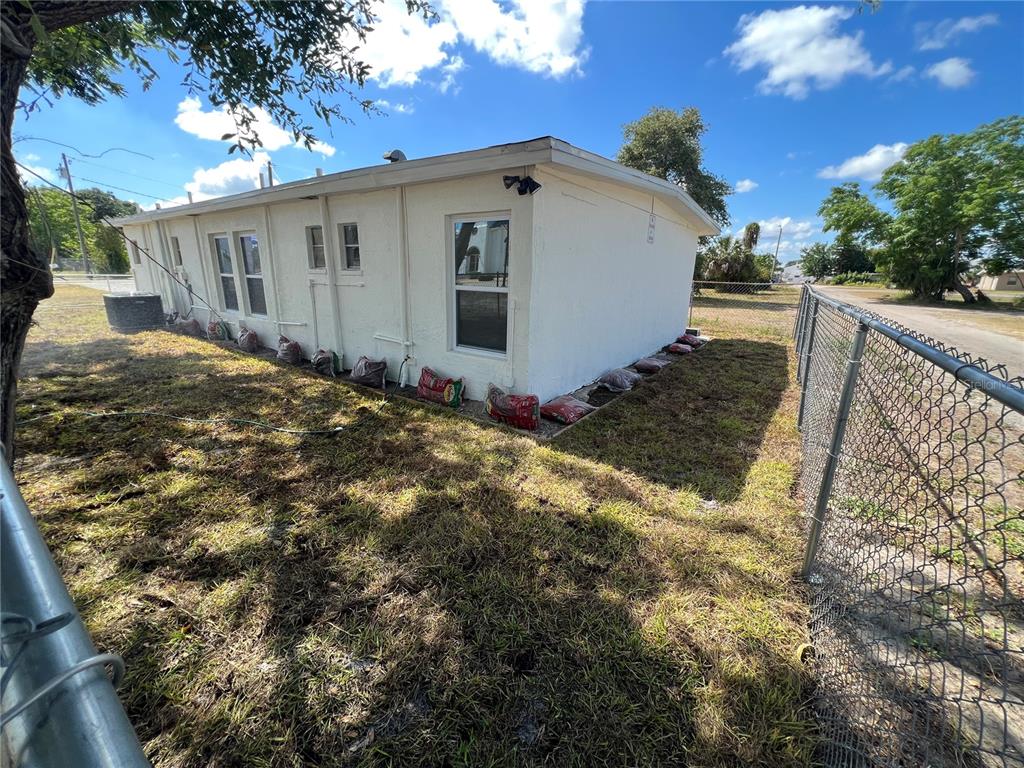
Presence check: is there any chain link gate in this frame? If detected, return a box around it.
[795,285,1023,767]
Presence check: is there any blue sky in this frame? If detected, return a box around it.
[14,1,1023,262]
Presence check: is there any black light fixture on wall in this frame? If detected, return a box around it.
[502,174,542,196]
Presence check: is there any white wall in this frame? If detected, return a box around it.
[526,166,697,401]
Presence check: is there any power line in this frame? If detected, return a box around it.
[74,176,176,203]
[15,161,223,324]
[72,158,186,192]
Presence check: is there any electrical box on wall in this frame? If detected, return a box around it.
[647,214,656,244]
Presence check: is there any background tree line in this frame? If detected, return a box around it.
[804,116,1022,302]
[25,184,140,273]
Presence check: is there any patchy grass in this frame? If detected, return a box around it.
[14,286,814,767]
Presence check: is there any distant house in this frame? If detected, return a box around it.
[977,272,1022,291]
[114,137,718,402]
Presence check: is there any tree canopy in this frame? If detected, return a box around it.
[700,223,774,284]
[617,107,731,229]
[818,116,1023,301]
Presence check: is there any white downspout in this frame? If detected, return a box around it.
[318,194,345,364]
[397,185,414,385]
[191,217,214,324]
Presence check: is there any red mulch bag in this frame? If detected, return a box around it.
[312,349,340,377]
[540,395,595,425]
[176,318,202,337]
[349,355,387,388]
[237,327,259,353]
[598,368,644,392]
[634,357,670,374]
[416,366,464,407]
[207,320,231,341]
[277,335,302,365]
[486,384,539,430]
[677,333,705,347]
[668,343,693,354]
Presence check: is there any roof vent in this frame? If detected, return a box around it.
[383,149,407,163]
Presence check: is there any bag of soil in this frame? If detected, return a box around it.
[667,343,693,354]
[416,366,464,407]
[277,335,302,365]
[207,320,231,341]
[677,333,705,347]
[540,395,596,425]
[485,383,539,430]
[634,357,670,374]
[349,355,387,388]
[237,327,259,353]
[598,368,644,392]
[176,318,202,337]
[312,349,340,377]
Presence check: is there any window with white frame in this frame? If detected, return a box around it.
[212,234,238,311]
[130,240,141,265]
[306,225,326,269]
[170,236,183,266]
[238,233,267,315]
[339,223,360,269]
[452,217,510,353]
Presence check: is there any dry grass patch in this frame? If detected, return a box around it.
[13,287,814,766]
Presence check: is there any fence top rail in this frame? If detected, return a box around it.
[806,285,1024,414]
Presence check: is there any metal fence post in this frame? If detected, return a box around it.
[802,320,869,579]
[797,297,819,429]
[794,286,807,342]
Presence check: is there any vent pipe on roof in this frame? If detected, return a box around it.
[267,161,274,186]
[383,149,407,163]
[187,191,194,204]
[259,172,266,189]
[315,168,324,177]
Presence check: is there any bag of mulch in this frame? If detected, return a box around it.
[667,342,693,354]
[485,383,539,430]
[207,320,231,341]
[634,357,670,374]
[312,349,340,377]
[677,333,705,347]
[416,366,464,407]
[598,368,644,392]
[540,395,596,425]
[349,355,387,388]
[237,327,259,353]
[176,318,202,337]
[277,335,302,365]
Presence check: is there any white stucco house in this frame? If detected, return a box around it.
[114,137,718,402]
[977,272,1021,291]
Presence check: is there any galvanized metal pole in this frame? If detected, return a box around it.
[0,455,149,767]
[794,289,810,383]
[802,320,869,579]
[797,298,819,429]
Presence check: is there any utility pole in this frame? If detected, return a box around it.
[771,225,783,284]
[60,153,91,274]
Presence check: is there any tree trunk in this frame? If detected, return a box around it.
[950,273,976,304]
[948,228,975,304]
[1,17,51,466]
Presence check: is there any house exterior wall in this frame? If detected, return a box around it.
[978,272,1021,291]
[525,166,697,401]
[125,172,535,400]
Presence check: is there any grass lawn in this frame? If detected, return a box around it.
[14,286,813,767]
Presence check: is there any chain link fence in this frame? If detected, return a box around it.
[689,280,801,340]
[795,285,1023,767]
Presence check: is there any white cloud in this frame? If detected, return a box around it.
[16,153,57,184]
[924,57,976,89]
[734,179,758,193]
[757,216,820,260]
[174,98,336,157]
[915,14,998,51]
[347,0,587,92]
[724,5,891,99]
[374,99,415,115]
[818,142,908,181]
[887,65,916,83]
[184,152,271,200]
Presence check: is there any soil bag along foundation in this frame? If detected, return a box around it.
[176,318,202,337]
[677,333,706,347]
[598,368,644,392]
[667,343,694,354]
[634,357,670,374]
[277,335,302,365]
[416,366,465,408]
[237,327,259,353]
[540,395,596,425]
[207,320,231,341]
[349,355,387,388]
[312,349,340,377]
[486,383,540,430]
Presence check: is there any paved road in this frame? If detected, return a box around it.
[815,286,1024,377]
